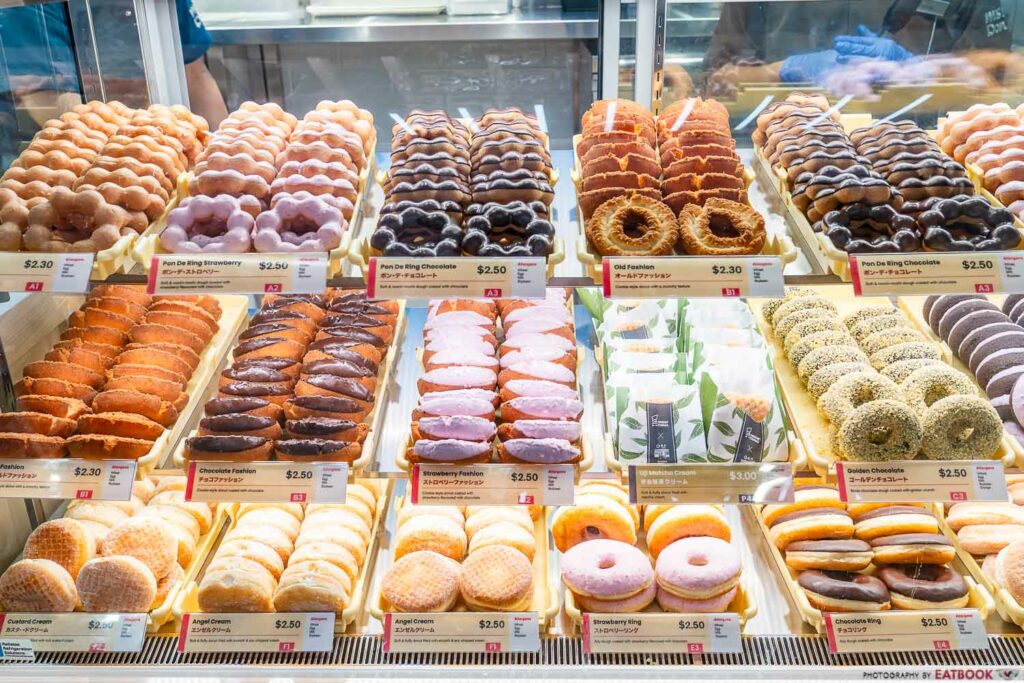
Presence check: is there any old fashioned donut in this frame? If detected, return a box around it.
[586,193,677,256]
[837,400,922,461]
[677,198,765,255]
[920,395,1002,460]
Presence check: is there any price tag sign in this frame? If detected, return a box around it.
[0,613,145,653]
[0,253,94,293]
[602,256,784,299]
[382,612,540,653]
[835,461,1007,503]
[177,612,334,653]
[824,610,988,654]
[0,639,33,662]
[185,461,347,504]
[410,463,573,506]
[0,459,135,501]
[367,257,546,300]
[627,463,794,504]
[581,612,741,654]
[148,254,327,295]
[850,252,1024,296]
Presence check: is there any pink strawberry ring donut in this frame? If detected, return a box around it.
[253,193,345,253]
[561,539,655,601]
[654,537,741,608]
[577,580,656,613]
[278,159,359,186]
[656,584,738,613]
[161,194,254,253]
[270,190,353,222]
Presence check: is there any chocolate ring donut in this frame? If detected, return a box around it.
[371,204,462,257]
[819,203,920,254]
[797,569,891,611]
[462,201,555,257]
[915,195,1021,251]
[877,565,968,609]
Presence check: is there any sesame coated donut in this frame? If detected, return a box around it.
[860,328,925,355]
[761,288,816,324]
[880,358,945,384]
[869,342,942,370]
[850,313,913,344]
[770,296,838,330]
[818,373,902,426]
[842,305,896,330]
[774,308,834,341]
[798,345,870,382]
[920,395,1002,460]
[838,399,923,461]
[902,365,978,416]
[783,318,848,353]
[807,362,874,400]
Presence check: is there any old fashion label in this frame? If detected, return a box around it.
[148,254,327,294]
[603,256,784,299]
[368,257,546,300]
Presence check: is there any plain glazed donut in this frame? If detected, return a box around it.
[877,565,968,609]
[646,505,731,559]
[551,494,637,553]
[797,569,891,612]
[560,538,654,600]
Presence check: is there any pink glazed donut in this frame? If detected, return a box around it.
[578,580,657,613]
[656,585,738,613]
[655,537,741,600]
[160,194,253,253]
[253,193,345,253]
[561,538,654,600]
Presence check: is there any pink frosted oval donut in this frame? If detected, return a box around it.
[420,366,497,389]
[417,415,496,441]
[161,194,254,253]
[500,348,571,368]
[509,419,582,442]
[417,395,493,418]
[420,389,499,405]
[505,318,573,338]
[504,305,573,325]
[561,539,654,600]
[253,193,345,253]
[655,537,741,600]
[425,310,493,329]
[426,349,499,370]
[503,396,583,420]
[425,336,496,356]
[503,438,580,464]
[501,333,575,352]
[502,379,578,400]
[656,585,738,613]
[413,438,491,462]
[577,580,657,613]
[502,360,575,383]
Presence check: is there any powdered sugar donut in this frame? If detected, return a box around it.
[161,194,254,253]
[253,193,345,253]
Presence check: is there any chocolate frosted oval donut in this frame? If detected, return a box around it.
[221,365,293,384]
[296,375,373,402]
[219,380,293,397]
[302,359,374,379]
[204,396,280,419]
[232,357,301,379]
[316,326,386,348]
[285,416,362,439]
[185,434,271,461]
[274,438,360,462]
[302,343,379,371]
[797,569,891,611]
[199,413,281,439]
[284,394,368,421]
[877,565,968,608]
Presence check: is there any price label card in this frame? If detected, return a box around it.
[383,612,540,653]
[367,257,546,300]
[0,613,145,653]
[0,459,135,501]
[0,639,33,662]
[627,463,794,505]
[177,612,334,653]
[148,254,327,295]
[602,256,784,299]
[835,461,1007,503]
[850,252,1024,296]
[581,612,741,654]
[185,461,347,504]
[410,463,573,506]
[824,610,988,654]
[0,253,94,293]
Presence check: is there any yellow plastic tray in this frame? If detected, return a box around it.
[754,505,994,633]
[173,479,392,634]
[368,499,558,628]
[748,288,1015,476]
[174,302,406,475]
[897,294,1024,469]
[935,503,1024,628]
[133,149,375,279]
[573,134,798,284]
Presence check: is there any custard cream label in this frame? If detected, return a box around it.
[0,459,135,501]
[824,610,988,653]
[850,252,1024,296]
[603,257,784,299]
[836,461,1007,503]
[368,257,545,300]
[0,613,145,653]
[383,612,540,653]
[148,254,327,295]
[582,611,741,654]
[185,461,347,504]
[178,612,334,653]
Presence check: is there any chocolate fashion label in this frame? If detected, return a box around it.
[148,254,327,294]
[627,463,795,505]
[835,461,1007,503]
[382,612,540,653]
[602,256,784,299]
[185,461,347,504]
[0,253,93,293]
[824,610,988,654]
[177,612,334,653]
[581,612,741,654]
[0,613,145,653]
[0,459,135,501]
[367,257,546,300]
[410,463,574,506]
[850,252,1024,296]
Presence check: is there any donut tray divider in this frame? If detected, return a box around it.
[368,496,558,628]
[934,502,1024,628]
[138,294,250,477]
[132,141,375,279]
[752,504,994,633]
[171,299,407,475]
[572,134,798,285]
[394,341,592,473]
[172,478,393,634]
[895,294,1023,468]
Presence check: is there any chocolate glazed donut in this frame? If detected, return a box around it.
[274,438,361,462]
[797,569,891,611]
[877,565,968,608]
[199,413,282,439]
[203,396,282,421]
[185,434,272,461]
[283,394,371,422]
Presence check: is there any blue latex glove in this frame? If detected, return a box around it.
[779,49,842,83]
[834,24,914,62]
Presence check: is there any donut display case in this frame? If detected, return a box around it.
[7,1,1024,679]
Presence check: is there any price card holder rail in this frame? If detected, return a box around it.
[834,460,1009,503]
[753,506,995,633]
[0,613,147,653]
[626,462,795,505]
[0,459,136,501]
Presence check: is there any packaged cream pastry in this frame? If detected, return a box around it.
[614,380,705,464]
